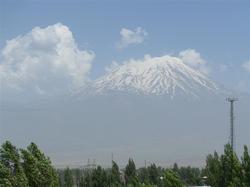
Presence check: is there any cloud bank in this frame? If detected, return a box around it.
[118,27,148,48]
[0,23,95,96]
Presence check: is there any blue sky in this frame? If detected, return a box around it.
[1,0,250,92]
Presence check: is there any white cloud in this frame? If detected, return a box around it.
[0,23,95,96]
[118,27,148,48]
[179,49,205,67]
[179,49,210,75]
[106,50,211,77]
[242,60,250,73]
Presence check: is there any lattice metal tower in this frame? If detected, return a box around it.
[226,97,238,151]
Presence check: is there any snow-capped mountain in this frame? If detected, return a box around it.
[76,55,223,98]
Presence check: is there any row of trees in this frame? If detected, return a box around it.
[0,141,249,187]
[57,144,250,187]
[205,144,250,187]
[58,160,183,187]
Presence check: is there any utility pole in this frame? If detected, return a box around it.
[226,97,238,151]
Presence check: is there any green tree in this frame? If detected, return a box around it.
[75,168,83,187]
[138,167,149,185]
[64,167,74,187]
[221,144,243,187]
[110,161,122,186]
[0,141,29,187]
[148,163,159,185]
[125,158,138,186]
[57,170,64,187]
[173,163,179,173]
[21,142,59,187]
[92,166,108,187]
[0,162,13,187]
[78,174,85,187]
[205,151,223,187]
[163,169,183,187]
[242,145,250,186]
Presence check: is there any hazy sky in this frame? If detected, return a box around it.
[1,0,250,94]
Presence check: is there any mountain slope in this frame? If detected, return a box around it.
[76,55,222,98]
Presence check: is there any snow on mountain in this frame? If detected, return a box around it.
[76,55,222,98]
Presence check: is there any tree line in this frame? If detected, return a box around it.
[0,141,249,187]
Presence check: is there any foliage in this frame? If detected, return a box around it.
[147,163,159,185]
[174,165,202,186]
[163,169,184,187]
[205,144,250,187]
[205,151,222,187]
[241,145,250,186]
[21,142,59,187]
[0,141,59,187]
[1,141,250,187]
[0,162,13,187]
[138,167,149,185]
[57,145,250,187]
[64,167,74,187]
[125,158,138,186]
[110,160,122,186]
[92,166,109,187]
[0,141,29,187]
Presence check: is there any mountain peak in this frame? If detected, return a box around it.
[76,55,220,98]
